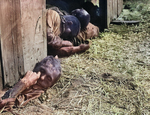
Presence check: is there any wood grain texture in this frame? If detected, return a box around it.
[106,0,123,28]
[107,0,112,27]
[20,0,47,72]
[0,1,2,90]
[113,0,118,19]
[0,0,46,87]
[0,0,24,86]
[0,49,3,90]
[117,0,123,16]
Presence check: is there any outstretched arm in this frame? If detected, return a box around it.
[0,71,41,112]
[47,30,90,57]
[47,32,73,49]
[49,43,90,57]
[2,71,41,99]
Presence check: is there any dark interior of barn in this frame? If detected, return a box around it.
[46,0,107,31]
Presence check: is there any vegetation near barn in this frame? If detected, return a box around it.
[1,0,150,114]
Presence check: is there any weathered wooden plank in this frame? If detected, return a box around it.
[107,0,113,28]
[0,47,3,90]
[112,0,118,19]
[0,0,24,86]
[0,0,46,87]
[103,0,123,28]
[20,0,47,72]
[0,34,3,90]
[117,0,123,16]
[0,2,3,90]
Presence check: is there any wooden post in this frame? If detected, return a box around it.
[0,0,46,87]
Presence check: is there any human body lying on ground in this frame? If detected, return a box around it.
[0,56,61,112]
[0,8,99,113]
[47,7,99,57]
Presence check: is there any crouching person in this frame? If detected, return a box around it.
[47,7,99,57]
[0,56,61,112]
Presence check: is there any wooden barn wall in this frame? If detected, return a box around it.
[0,50,3,90]
[0,0,46,87]
[0,0,24,87]
[0,58,2,90]
[20,0,47,72]
[117,0,123,16]
[0,8,2,90]
[107,0,123,27]
[0,44,3,90]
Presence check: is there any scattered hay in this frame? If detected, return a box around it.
[43,1,150,114]
[2,0,150,115]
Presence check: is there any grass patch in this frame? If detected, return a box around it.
[43,1,150,114]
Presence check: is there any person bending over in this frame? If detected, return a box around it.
[47,7,99,57]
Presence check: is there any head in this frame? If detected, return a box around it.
[60,15,81,39]
[71,8,90,30]
[33,56,61,89]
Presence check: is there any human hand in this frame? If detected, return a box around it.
[21,71,41,88]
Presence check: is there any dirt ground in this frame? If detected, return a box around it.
[1,0,150,115]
